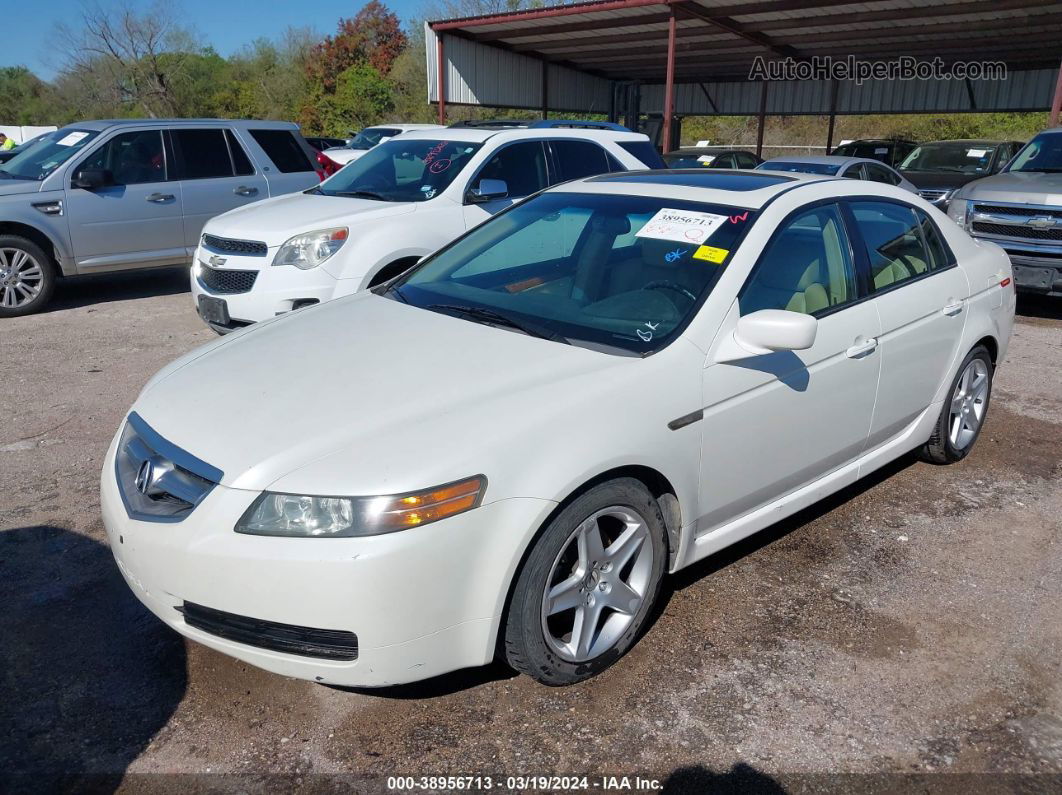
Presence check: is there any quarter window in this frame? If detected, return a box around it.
[841,164,864,179]
[171,129,234,180]
[865,163,900,185]
[472,141,548,198]
[850,201,935,290]
[740,203,856,316]
[80,130,165,185]
[249,129,313,173]
[226,130,255,176]
[550,140,610,182]
[915,209,953,270]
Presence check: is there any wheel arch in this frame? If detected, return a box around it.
[0,222,64,274]
[365,255,422,288]
[973,334,999,367]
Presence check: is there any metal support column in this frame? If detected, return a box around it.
[756,81,768,158]
[662,8,677,152]
[436,33,446,125]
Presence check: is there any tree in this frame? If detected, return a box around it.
[306,1,407,91]
[0,67,58,125]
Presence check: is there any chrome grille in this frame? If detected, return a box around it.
[115,413,222,522]
[918,189,948,203]
[202,234,268,256]
[972,222,1062,241]
[973,204,1062,219]
[198,266,258,294]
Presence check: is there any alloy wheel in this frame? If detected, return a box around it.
[541,506,655,663]
[948,358,990,450]
[0,247,44,309]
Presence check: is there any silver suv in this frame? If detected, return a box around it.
[948,128,1062,297]
[0,119,320,316]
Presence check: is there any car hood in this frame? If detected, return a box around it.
[133,293,622,493]
[0,178,42,196]
[955,170,1062,205]
[900,171,985,191]
[203,191,416,247]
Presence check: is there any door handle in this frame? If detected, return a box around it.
[942,299,964,316]
[145,193,175,203]
[233,186,259,197]
[846,337,878,359]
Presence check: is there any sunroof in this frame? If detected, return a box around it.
[590,170,795,191]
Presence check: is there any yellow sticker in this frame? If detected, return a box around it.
[692,245,729,264]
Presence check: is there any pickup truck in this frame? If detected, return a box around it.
[947,128,1062,297]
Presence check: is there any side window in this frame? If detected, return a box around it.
[248,129,314,173]
[736,153,759,169]
[866,163,900,185]
[550,140,610,182]
[713,154,736,169]
[850,201,933,291]
[915,209,953,270]
[171,129,234,180]
[740,203,857,316]
[473,141,548,198]
[226,130,255,176]
[80,130,165,185]
[841,164,864,179]
[618,140,667,169]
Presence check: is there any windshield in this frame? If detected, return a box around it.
[391,192,757,354]
[760,161,839,175]
[1006,132,1062,173]
[317,138,482,202]
[899,142,997,173]
[348,127,399,151]
[0,129,99,181]
[664,152,719,168]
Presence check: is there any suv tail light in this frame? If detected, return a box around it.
[316,151,340,177]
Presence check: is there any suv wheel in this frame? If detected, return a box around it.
[918,345,994,464]
[503,478,668,685]
[0,235,55,317]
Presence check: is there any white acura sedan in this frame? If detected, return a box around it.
[102,169,1015,687]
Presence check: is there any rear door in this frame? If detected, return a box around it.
[64,127,186,271]
[847,200,970,449]
[169,127,268,252]
[547,139,613,183]
[244,128,320,195]
[461,140,550,230]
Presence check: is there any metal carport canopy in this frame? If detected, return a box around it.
[426,0,1062,151]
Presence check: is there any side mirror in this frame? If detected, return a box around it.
[467,178,508,203]
[71,168,113,190]
[715,309,817,362]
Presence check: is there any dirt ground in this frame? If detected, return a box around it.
[1,268,1060,794]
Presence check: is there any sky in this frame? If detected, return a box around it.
[2,0,427,80]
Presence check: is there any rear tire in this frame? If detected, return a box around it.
[0,235,56,317]
[918,345,993,464]
[503,478,668,686]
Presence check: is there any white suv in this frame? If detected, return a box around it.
[190,124,661,332]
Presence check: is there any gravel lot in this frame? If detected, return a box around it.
[1,268,1060,793]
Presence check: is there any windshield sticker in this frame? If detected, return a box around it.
[692,245,729,264]
[966,148,988,158]
[697,155,716,164]
[420,185,437,198]
[664,247,687,263]
[428,158,451,174]
[56,131,88,147]
[636,208,728,245]
[875,147,888,154]
[505,276,544,293]
[729,211,749,224]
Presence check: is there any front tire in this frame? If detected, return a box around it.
[918,345,994,464]
[0,235,56,317]
[503,478,668,686]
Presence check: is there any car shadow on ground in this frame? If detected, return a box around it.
[0,525,186,792]
[662,763,787,793]
[329,660,519,700]
[1016,294,1061,321]
[45,265,191,313]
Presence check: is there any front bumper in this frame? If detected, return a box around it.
[972,238,1062,296]
[190,247,342,328]
[101,433,555,686]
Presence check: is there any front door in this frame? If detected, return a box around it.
[697,202,881,533]
[461,141,550,231]
[847,200,970,448]
[169,127,268,252]
[65,128,185,271]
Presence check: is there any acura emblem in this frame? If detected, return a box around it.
[134,456,167,496]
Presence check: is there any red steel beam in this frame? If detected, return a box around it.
[430,0,671,31]
[663,7,677,152]
[1052,59,1062,127]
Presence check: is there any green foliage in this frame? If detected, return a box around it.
[304,63,396,136]
[0,66,59,125]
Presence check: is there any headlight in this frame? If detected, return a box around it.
[273,227,348,270]
[947,198,969,228]
[235,475,486,538]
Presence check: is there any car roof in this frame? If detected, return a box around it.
[63,119,299,132]
[367,124,445,131]
[760,154,868,166]
[666,147,752,154]
[916,139,1006,146]
[395,127,648,144]
[552,168,830,209]
[834,138,913,145]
